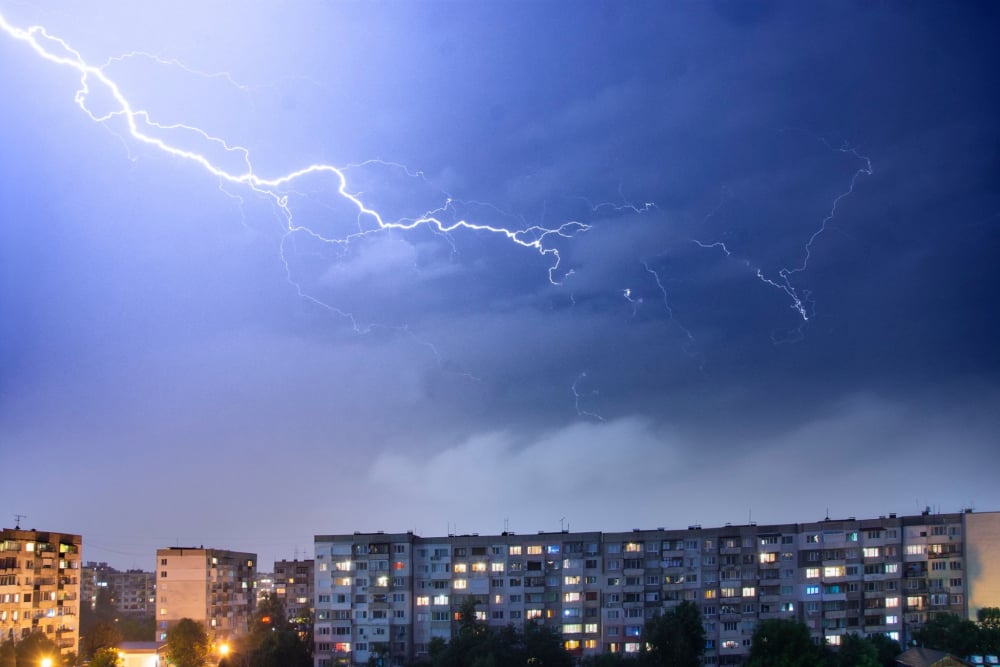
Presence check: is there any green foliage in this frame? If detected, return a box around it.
[979,607,1000,654]
[747,619,824,667]
[81,620,123,659]
[641,601,706,667]
[914,612,983,657]
[165,618,210,667]
[0,639,15,667]
[89,646,123,667]
[429,601,572,667]
[12,631,60,667]
[580,651,640,667]
[829,633,879,667]
[867,633,902,667]
[233,593,312,667]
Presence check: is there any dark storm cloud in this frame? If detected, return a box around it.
[1,1,998,565]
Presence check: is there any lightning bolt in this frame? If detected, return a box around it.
[0,12,590,335]
[692,137,873,329]
[571,372,604,422]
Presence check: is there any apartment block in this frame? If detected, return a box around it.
[274,558,315,625]
[0,528,82,657]
[313,510,1000,667]
[154,546,256,642]
[81,562,156,617]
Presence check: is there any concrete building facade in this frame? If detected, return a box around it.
[313,511,1000,667]
[81,562,156,617]
[0,527,82,657]
[275,558,315,627]
[154,546,256,642]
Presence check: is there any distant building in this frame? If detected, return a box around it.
[274,559,315,624]
[256,571,276,603]
[81,562,156,617]
[895,646,970,666]
[0,527,82,657]
[154,546,256,642]
[313,510,1000,667]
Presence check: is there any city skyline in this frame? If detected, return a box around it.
[1,1,998,571]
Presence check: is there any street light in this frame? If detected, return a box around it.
[40,658,53,667]
[218,642,231,666]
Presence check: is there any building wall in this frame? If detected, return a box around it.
[274,558,315,623]
[154,547,256,642]
[0,528,82,656]
[313,512,991,667]
[82,562,155,617]
[964,511,1000,620]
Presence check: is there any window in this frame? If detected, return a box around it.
[491,562,504,572]
[527,546,543,555]
[806,568,820,579]
[806,585,819,595]
[509,546,522,556]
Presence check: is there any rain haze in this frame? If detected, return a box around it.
[0,1,998,569]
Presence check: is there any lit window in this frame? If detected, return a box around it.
[806,568,820,579]
[564,575,581,586]
[704,589,717,599]
[563,624,582,634]
[742,587,755,597]
[526,609,542,619]
[565,640,581,650]
[433,594,449,605]
[824,566,844,578]
[527,546,543,555]
[416,596,429,606]
[491,562,504,572]
[563,592,580,602]
[453,579,467,590]
[806,585,819,595]
[759,553,777,564]
[827,635,841,646]
[624,542,642,553]
[509,546,522,556]
[885,597,899,608]
[472,562,487,573]
[453,563,467,573]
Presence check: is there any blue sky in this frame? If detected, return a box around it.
[1,1,998,569]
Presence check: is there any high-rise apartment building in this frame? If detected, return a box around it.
[0,528,82,657]
[313,510,1000,667]
[154,546,256,642]
[275,558,315,625]
[81,562,156,617]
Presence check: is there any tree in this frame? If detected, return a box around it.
[81,620,123,660]
[165,618,210,667]
[89,646,123,667]
[13,631,60,667]
[747,619,825,667]
[867,633,902,667]
[914,612,982,657]
[429,599,572,667]
[0,639,15,667]
[830,633,879,667]
[237,593,311,667]
[979,608,1000,655]
[641,601,706,667]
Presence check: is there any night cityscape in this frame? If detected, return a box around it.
[1,1,999,666]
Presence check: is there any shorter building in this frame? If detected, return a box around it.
[256,572,276,603]
[118,641,166,667]
[81,562,156,617]
[0,527,82,657]
[154,546,256,643]
[274,559,314,624]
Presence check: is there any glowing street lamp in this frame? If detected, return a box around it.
[40,658,53,667]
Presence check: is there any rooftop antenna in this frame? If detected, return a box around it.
[560,517,566,531]
[503,518,509,533]
[14,514,26,529]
